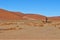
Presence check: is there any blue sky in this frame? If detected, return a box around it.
[0,0,60,16]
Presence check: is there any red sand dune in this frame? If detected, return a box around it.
[0,9,46,21]
[48,16,60,22]
[23,14,46,21]
[0,9,24,20]
[0,9,60,21]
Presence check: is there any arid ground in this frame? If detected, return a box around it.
[0,9,60,40]
[0,20,60,40]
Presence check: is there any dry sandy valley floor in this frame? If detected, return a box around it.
[0,20,60,40]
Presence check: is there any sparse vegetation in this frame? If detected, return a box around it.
[19,28,23,30]
[16,25,19,27]
[58,27,60,29]
[0,27,16,30]
[0,22,17,26]
[47,21,52,23]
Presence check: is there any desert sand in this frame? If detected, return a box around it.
[0,9,60,40]
[0,20,60,40]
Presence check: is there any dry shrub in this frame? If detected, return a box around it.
[42,21,46,24]
[51,24,56,27]
[39,24,44,27]
[0,29,8,30]
[31,22,44,27]
[25,22,36,26]
[19,28,23,30]
[34,23,44,27]
[23,22,34,26]
[8,27,16,30]
[19,20,44,27]
[58,27,60,29]
[1,22,17,25]
[47,21,52,23]
[0,27,23,31]
[51,23,60,27]
[32,23,39,26]
[0,27,17,31]
[16,25,19,27]
[42,20,52,24]
[25,22,44,27]
[56,23,60,25]
[52,23,60,27]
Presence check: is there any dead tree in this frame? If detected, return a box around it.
[46,17,48,23]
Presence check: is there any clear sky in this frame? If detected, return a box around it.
[0,0,60,16]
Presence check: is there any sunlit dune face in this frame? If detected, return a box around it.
[0,9,47,21]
